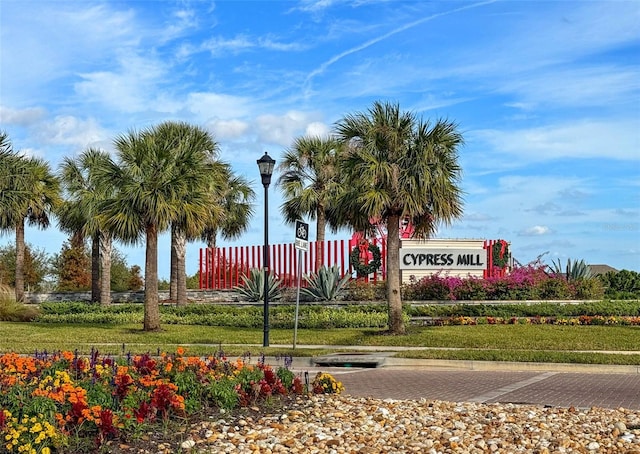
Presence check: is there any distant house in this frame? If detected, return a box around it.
[588,264,618,276]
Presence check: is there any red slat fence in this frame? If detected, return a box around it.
[199,238,386,290]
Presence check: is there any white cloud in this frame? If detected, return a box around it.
[75,54,168,113]
[498,66,640,109]
[255,111,326,146]
[305,122,331,137]
[209,119,250,140]
[471,119,639,164]
[187,93,251,120]
[0,106,46,126]
[201,35,306,57]
[0,3,137,104]
[36,116,108,149]
[520,226,552,236]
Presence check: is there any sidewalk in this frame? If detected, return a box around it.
[259,344,640,411]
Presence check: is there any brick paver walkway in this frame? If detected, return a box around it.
[322,368,640,410]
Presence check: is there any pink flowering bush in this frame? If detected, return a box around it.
[403,263,604,301]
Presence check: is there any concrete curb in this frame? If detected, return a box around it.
[263,355,640,375]
[381,357,640,374]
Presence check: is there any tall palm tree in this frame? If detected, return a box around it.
[58,149,114,305]
[0,144,61,301]
[96,126,213,330]
[200,163,255,251]
[151,121,219,306]
[276,136,343,270]
[198,162,254,290]
[333,101,464,334]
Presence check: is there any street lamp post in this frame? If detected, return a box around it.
[257,152,275,347]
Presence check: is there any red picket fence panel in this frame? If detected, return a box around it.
[483,239,508,279]
[199,238,386,290]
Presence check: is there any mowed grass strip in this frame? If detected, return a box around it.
[1,322,639,365]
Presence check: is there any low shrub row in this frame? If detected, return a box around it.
[406,300,640,318]
[36,303,396,329]
[33,300,640,329]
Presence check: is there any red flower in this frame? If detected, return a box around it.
[134,401,154,423]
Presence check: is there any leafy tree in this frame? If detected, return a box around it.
[0,138,61,301]
[277,136,343,270]
[599,269,640,299]
[127,265,144,292]
[53,238,91,291]
[108,249,143,292]
[333,101,464,334]
[94,125,213,330]
[186,272,200,290]
[58,149,115,304]
[0,243,51,291]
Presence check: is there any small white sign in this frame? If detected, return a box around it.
[294,220,309,251]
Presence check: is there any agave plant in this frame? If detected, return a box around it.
[234,268,282,302]
[302,265,351,302]
[551,258,592,281]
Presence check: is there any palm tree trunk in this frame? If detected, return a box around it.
[175,230,187,306]
[170,226,178,302]
[99,230,112,305]
[207,233,216,289]
[144,223,161,331]
[386,213,405,334]
[14,220,25,302]
[91,232,100,302]
[315,207,326,271]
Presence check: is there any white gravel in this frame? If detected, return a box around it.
[177,395,640,453]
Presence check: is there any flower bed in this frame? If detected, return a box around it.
[0,348,342,453]
[417,315,640,326]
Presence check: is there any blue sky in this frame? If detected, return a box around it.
[1,0,639,278]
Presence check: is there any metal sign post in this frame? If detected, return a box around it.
[293,220,309,349]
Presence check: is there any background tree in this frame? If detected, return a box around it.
[52,238,91,291]
[0,243,51,291]
[95,125,213,330]
[109,249,145,292]
[277,136,343,270]
[333,101,464,334]
[59,149,115,305]
[0,145,61,301]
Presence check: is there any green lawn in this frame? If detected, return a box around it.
[2,322,639,365]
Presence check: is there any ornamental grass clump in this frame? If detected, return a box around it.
[0,347,335,452]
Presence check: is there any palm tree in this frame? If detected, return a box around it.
[96,125,213,330]
[0,132,27,214]
[198,162,255,290]
[0,143,61,301]
[200,163,255,251]
[333,101,464,334]
[58,149,114,305]
[151,121,219,306]
[276,136,343,270]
